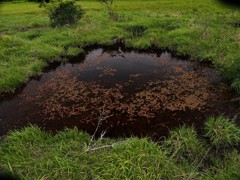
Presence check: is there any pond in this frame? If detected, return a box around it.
[0,47,239,139]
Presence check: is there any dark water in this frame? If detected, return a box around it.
[0,47,239,139]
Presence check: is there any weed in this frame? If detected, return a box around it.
[204,116,240,148]
[98,0,116,20]
[164,126,206,163]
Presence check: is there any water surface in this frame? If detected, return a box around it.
[0,47,239,138]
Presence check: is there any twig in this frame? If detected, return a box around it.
[86,107,107,152]
[91,107,106,142]
[85,140,128,153]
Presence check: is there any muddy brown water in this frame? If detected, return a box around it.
[0,47,239,139]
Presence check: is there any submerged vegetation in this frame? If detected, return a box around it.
[0,117,240,179]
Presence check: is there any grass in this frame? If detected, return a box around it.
[204,116,240,148]
[1,1,240,178]
[164,125,206,163]
[1,117,240,179]
[0,0,240,92]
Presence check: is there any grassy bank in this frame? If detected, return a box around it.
[1,1,240,178]
[0,0,240,92]
[1,117,240,179]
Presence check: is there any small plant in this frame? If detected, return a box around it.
[98,0,116,20]
[164,126,205,162]
[125,25,148,38]
[204,116,240,148]
[46,0,84,27]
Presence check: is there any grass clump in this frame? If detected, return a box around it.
[164,126,205,162]
[46,0,84,27]
[204,116,240,148]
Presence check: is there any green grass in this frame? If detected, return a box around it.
[164,125,206,163]
[1,0,240,92]
[204,116,240,148]
[1,117,240,179]
[1,2,240,178]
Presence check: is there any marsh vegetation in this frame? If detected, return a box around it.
[1,0,240,178]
